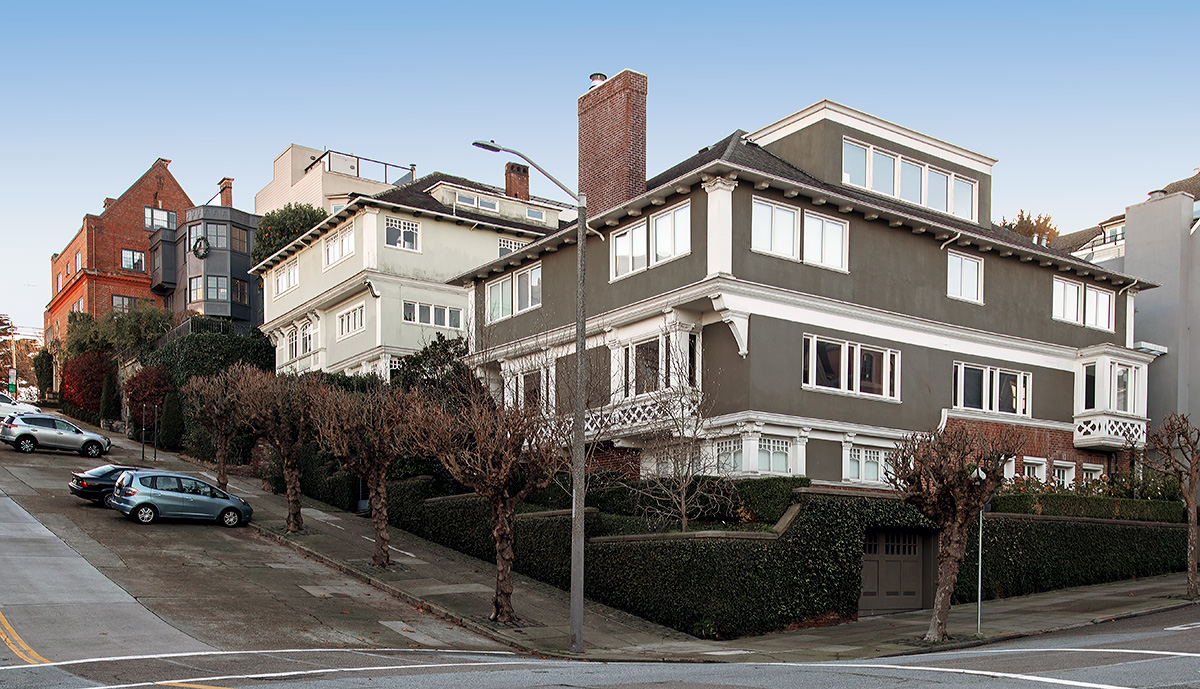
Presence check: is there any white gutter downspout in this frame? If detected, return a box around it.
[940,231,962,251]
[1119,278,1139,296]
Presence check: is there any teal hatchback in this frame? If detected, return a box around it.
[109,470,253,527]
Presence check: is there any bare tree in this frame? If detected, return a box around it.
[311,384,413,567]
[409,382,568,623]
[242,372,319,533]
[885,423,1024,642]
[182,362,262,490]
[1138,413,1200,598]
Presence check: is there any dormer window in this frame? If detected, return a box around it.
[527,208,545,221]
[457,192,498,211]
[842,138,976,221]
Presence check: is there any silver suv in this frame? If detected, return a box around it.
[0,392,39,418]
[0,413,111,458]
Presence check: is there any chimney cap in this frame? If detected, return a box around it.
[1148,189,1168,199]
[589,73,608,89]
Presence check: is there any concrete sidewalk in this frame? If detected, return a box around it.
[106,433,1200,662]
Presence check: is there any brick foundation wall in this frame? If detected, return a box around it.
[944,416,1128,481]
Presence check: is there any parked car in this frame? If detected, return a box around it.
[0,392,39,418]
[69,464,145,504]
[0,413,111,457]
[109,470,253,527]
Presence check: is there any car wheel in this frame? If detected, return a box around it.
[104,494,117,510]
[81,441,102,458]
[133,505,158,525]
[95,491,113,506]
[15,436,35,454]
[219,508,242,528]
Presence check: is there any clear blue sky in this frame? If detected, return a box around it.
[3,0,1198,333]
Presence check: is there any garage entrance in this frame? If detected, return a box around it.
[859,528,925,615]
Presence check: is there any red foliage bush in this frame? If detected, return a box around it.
[61,351,109,413]
[124,366,173,424]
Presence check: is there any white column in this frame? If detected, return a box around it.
[703,177,737,278]
[740,421,763,473]
[609,340,627,401]
[361,207,380,270]
[466,281,477,353]
[841,432,857,481]
[792,427,811,476]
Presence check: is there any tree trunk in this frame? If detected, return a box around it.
[489,498,518,623]
[1186,490,1198,598]
[367,467,390,568]
[281,442,304,533]
[214,430,230,491]
[926,522,970,642]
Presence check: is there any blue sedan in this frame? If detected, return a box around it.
[109,470,253,527]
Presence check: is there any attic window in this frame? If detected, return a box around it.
[842,138,977,221]
[457,192,498,211]
[527,208,545,221]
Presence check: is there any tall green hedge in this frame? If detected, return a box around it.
[264,442,359,512]
[991,493,1183,523]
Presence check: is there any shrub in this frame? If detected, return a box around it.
[991,493,1182,523]
[60,399,99,427]
[158,391,184,450]
[62,351,109,413]
[98,367,120,422]
[735,476,811,523]
[124,367,172,423]
[32,350,53,398]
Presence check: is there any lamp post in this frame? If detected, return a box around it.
[473,140,588,653]
[971,466,986,635]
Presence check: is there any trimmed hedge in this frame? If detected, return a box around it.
[954,515,1186,602]
[992,493,1183,523]
[736,476,811,523]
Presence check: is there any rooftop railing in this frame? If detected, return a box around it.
[305,150,415,186]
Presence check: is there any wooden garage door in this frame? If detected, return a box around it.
[859,529,923,615]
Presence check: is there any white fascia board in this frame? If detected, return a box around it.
[1076,342,1159,365]
[940,407,1073,433]
[705,409,912,442]
[425,180,571,211]
[746,99,997,175]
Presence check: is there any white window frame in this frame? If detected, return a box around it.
[336,302,366,341]
[274,259,299,298]
[75,251,81,272]
[299,322,311,355]
[802,211,848,272]
[715,438,743,474]
[610,221,648,280]
[616,331,701,400]
[56,273,63,292]
[758,437,791,474]
[514,365,553,412]
[402,300,463,330]
[1081,463,1103,482]
[946,250,983,304]
[384,217,420,253]
[324,224,355,269]
[456,191,498,212]
[486,263,541,323]
[1052,277,1083,324]
[649,201,691,266]
[952,362,1032,417]
[287,329,298,360]
[144,207,176,230]
[1052,461,1075,487]
[751,197,800,260]
[842,137,978,221]
[846,445,884,483]
[802,334,901,401]
[526,208,545,221]
[1083,285,1115,331]
[1021,456,1046,482]
[1113,363,1135,413]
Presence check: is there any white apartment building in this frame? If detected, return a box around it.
[254,144,416,216]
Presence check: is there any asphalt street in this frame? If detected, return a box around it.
[1,437,1198,688]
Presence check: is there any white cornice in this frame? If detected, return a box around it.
[939,408,1073,433]
[746,100,997,174]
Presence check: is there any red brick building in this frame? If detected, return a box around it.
[44,158,192,388]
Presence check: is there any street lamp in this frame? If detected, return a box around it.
[473,140,588,653]
[971,466,986,635]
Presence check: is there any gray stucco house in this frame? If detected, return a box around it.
[452,70,1160,615]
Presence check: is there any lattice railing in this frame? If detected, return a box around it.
[1074,412,1146,449]
[582,388,702,438]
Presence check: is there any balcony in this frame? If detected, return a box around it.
[1073,410,1146,450]
[584,388,702,438]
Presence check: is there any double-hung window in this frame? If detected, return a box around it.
[75,251,81,272]
[947,251,983,303]
[385,217,420,251]
[802,335,900,400]
[337,303,365,339]
[121,249,145,272]
[207,276,228,301]
[751,199,798,258]
[188,277,203,303]
[1084,285,1113,330]
[299,323,311,355]
[1022,457,1046,481]
[842,138,977,220]
[111,295,135,314]
[1113,364,1134,413]
[231,227,248,253]
[1052,277,1082,323]
[325,225,354,267]
[205,223,228,249]
[486,263,541,322]
[803,211,847,271]
[715,438,742,474]
[287,329,298,360]
[1053,278,1113,330]
[650,202,690,265]
[952,362,1031,416]
[275,260,298,297]
[232,279,249,305]
[611,221,648,278]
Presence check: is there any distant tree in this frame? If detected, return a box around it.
[109,303,173,351]
[885,423,1024,642]
[1137,414,1200,598]
[312,385,415,567]
[99,368,120,422]
[0,314,12,340]
[183,363,261,490]
[410,380,569,623]
[32,351,53,398]
[158,391,184,451]
[62,351,110,413]
[998,209,1058,242]
[252,203,327,265]
[242,372,320,532]
[65,312,110,358]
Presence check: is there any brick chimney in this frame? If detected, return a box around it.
[505,162,530,200]
[578,69,648,215]
[218,177,234,207]
[103,197,117,209]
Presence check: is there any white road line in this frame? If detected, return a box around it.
[75,659,545,689]
[937,648,1200,659]
[1165,622,1200,631]
[0,647,514,671]
[360,535,417,558]
[782,663,1133,689]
